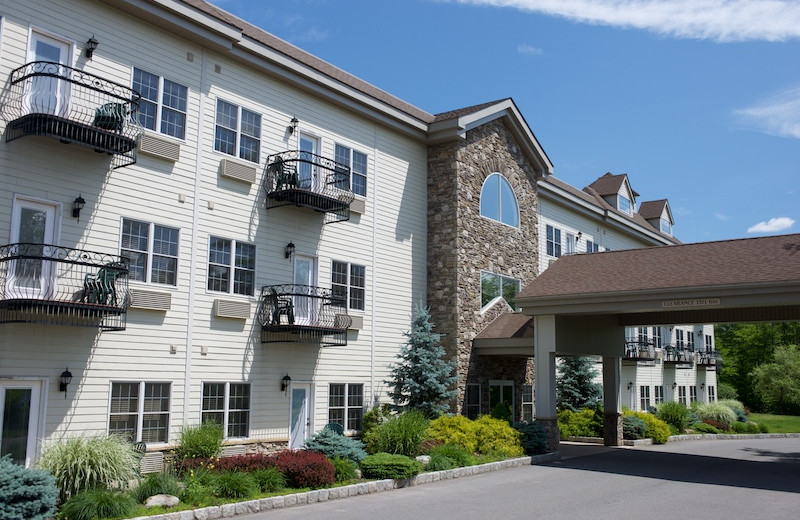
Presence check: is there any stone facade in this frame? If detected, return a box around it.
[427,118,540,419]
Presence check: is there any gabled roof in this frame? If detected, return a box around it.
[586,172,639,198]
[638,199,671,222]
[474,313,534,340]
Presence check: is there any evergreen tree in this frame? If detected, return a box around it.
[556,356,602,411]
[386,302,458,417]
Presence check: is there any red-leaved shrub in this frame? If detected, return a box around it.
[211,454,273,472]
[269,450,335,488]
[703,419,730,431]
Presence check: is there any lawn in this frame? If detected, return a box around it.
[748,413,800,433]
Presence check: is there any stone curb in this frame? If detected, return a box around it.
[568,433,800,446]
[128,452,560,520]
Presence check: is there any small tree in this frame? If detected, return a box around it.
[556,356,602,411]
[750,344,800,415]
[386,302,457,417]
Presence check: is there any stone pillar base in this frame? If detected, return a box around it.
[603,412,623,446]
[536,417,561,452]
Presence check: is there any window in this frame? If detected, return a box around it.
[201,382,250,438]
[480,173,519,227]
[331,261,365,310]
[565,233,576,255]
[690,385,697,404]
[328,383,363,432]
[639,386,651,411]
[586,240,600,253]
[660,218,672,235]
[678,386,687,405]
[489,381,514,420]
[654,385,664,404]
[653,327,663,349]
[465,384,481,420]
[708,385,716,402]
[676,329,685,348]
[207,237,255,296]
[481,271,520,309]
[618,195,632,214]
[132,68,187,139]
[214,99,261,163]
[109,382,170,443]
[522,384,534,422]
[705,334,713,353]
[334,144,368,197]
[637,327,649,344]
[121,219,179,285]
[687,331,695,350]
[546,225,561,257]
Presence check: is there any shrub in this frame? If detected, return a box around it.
[361,404,393,439]
[174,421,224,462]
[686,409,699,427]
[557,408,602,438]
[473,416,524,457]
[59,489,137,520]
[695,402,737,428]
[0,455,57,520]
[363,410,429,457]
[622,415,647,440]
[179,465,215,505]
[426,451,455,471]
[717,382,739,400]
[304,427,367,463]
[359,453,422,479]
[269,450,336,488]
[703,419,730,431]
[209,471,259,499]
[692,422,722,434]
[427,414,477,452]
[195,453,272,473]
[731,421,762,434]
[427,443,476,468]
[655,401,689,433]
[490,401,512,423]
[251,467,287,492]
[132,472,181,504]
[625,411,671,444]
[330,457,358,482]
[717,399,746,414]
[37,434,139,503]
[759,422,770,433]
[512,421,549,455]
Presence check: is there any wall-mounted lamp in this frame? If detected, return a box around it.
[85,36,99,59]
[284,241,295,260]
[288,117,299,134]
[59,368,73,398]
[672,382,678,389]
[72,195,86,220]
[281,374,292,392]
[627,381,633,390]
[576,231,582,241]
[700,383,705,390]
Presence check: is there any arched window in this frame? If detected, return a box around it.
[480,173,519,227]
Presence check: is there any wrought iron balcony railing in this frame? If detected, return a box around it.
[623,340,656,361]
[265,151,355,224]
[0,243,129,331]
[2,61,143,169]
[662,345,694,368]
[258,284,351,347]
[697,350,721,368]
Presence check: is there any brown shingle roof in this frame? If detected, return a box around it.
[518,233,800,299]
[474,313,534,340]
[432,98,512,123]
[638,200,668,221]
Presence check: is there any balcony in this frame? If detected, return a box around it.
[697,351,721,369]
[0,243,129,331]
[663,345,694,369]
[623,340,656,364]
[264,151,355,224]
[2,61,143,169]
[258,284,351,347]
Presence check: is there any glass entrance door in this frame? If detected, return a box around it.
[28,33,71,116]
[9,198,58,299]
[289,384,311,449]
[489,381,514,420]
[297,134,319,190]
[0,381,41,467]
[293,254,316,324]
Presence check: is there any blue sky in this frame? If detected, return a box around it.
[210,0,800,244]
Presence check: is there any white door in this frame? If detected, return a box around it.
[0,381,42,468]
[289,384,311,449]
[297,134,319,190]
[293,254,316,324]
[9,198,58,299]
[27,33,71,116]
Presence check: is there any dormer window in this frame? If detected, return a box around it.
[618,195,632,215]
[660,217,673,235]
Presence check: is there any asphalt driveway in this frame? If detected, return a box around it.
[238,438,800,520]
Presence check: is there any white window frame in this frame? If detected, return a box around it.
[678,386,687,405]
[690,385,697,404]
[654,385,664,404]
[120,218,179,286]
[565,232,576,255]
[660,217,673,235]
[687,331,695,350]
[334,143,368,197]
[618,195,632,215]
[214,98,261,163]
[480,173,520,228]
[653,327,663,349]
[586,240,600,253]
[465,383,481,420]
[675,329,685,348]
[331,260,366,311]
[546,225,562,257]
[328,383,364,433]
[639,385,651,411]
[522,384,534,422]
[708,385,716,402]
[480,270,521,310]
[108,382,171,444]
[132,67,188,140]
[705,334,713,352]
[207,236,256,296]
[201,382,251,439]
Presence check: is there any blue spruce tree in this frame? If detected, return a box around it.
[556,356,602,411]
[386,302,458,417]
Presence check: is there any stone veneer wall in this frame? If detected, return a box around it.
[427,118,540,418]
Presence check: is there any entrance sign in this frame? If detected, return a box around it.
[662,298,721,308]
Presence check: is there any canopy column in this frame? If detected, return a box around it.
[602,356,623,446]
[534,314,559,451]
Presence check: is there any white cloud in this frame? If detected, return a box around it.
[747,216,796,233]
[443,0,800,42]
[713,212,732,221]
[518,43,544,55]
[733,85,800,139]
